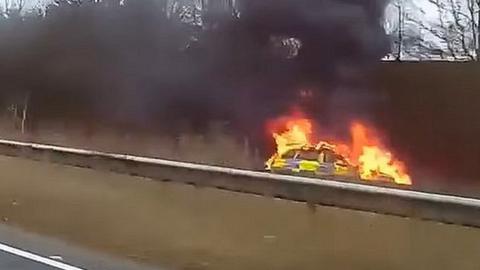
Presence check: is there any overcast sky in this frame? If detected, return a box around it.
[415,0,438,19]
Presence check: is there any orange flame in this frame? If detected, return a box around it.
[267,116,412,185]
[272,117,312,156]
[351,122,411,185]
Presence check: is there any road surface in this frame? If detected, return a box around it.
[0,224,160,270]
[1,154,480,269]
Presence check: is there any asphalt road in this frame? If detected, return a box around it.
[1,155,480,269]
[0,224,161,270]
[0,251,55,270]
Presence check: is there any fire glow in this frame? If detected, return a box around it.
[266,114,412,185]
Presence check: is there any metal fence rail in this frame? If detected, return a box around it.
[0,139,479,227]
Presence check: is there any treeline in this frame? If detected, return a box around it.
[389,0,480,61]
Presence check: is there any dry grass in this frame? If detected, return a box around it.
[0,119,260,170]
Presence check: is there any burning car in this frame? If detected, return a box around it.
[265,113,412,185]
[266,143,359,180]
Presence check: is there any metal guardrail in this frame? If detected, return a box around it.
[0,139,479,227]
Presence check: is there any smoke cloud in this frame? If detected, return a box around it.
[0,0,389,142]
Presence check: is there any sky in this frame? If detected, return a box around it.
[413,0,438,19]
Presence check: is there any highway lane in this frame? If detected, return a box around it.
[1,154,480,269]
[0,251,56,270]
[0,224,161,270]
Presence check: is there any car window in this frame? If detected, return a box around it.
[323,150,336,163]
[297,150,319,161]
[281,150,297,159]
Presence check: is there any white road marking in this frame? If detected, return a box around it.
[0,242,85,270]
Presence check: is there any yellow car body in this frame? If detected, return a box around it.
[267,146,359,179]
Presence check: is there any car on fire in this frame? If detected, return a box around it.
[265,143,360,180]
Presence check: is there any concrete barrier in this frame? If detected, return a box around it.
[0,139,479,227]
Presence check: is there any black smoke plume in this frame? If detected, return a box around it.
[0,0,388,144]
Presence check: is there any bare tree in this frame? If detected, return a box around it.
[386,0,435,60]
[393,0,404,61]
[466,0,480,59]
[20,92,29,134]
[389,0,480,61]
[419,0,479,60]
[2,0,10,15]
[1,0,25,17]
[5,91,30,133]
[466,0,478,56]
